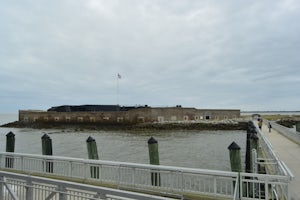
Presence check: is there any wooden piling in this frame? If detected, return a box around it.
[228,141,242,198]
[41,134,53,173]
[148,137,161,186]
[245,131,251,173]
[246,122,258,198]
[245,121,258,173]
[296,121,300,132]
[5,131,15,168]
[86,136,99,178]
[228,141,242,172]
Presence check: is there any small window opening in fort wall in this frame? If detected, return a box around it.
[33,117,38,122]
[103,116,110,121]
[77,117,83,122]
[54,117,59,122]
[195,116,199,121]
[171,116,177,121]
[138,117,145,123]
[158,116,164,122]
[215,116,219,120]
[184,115,189,121]
[224,116,228,120]
[117,117,124,122]
[65,117,71,122]
[204,112,211,120]
[90,117,95,122]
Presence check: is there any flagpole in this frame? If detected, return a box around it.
[117,75,119,105]
[117,74,121,105]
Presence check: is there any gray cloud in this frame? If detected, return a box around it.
[1,0,300,112]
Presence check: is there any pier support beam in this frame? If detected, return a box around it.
[245,121,259,198]
[228,141,242,198]
[148,137,161,186]
[41,134,53,173]
[228,141,242,172]
[5,132,15,168]
[296,121,300,132]
[86,136,99,179]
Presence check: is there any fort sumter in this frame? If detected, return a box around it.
[3,105,246,130]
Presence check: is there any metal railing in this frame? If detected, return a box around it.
[266,120,300,146]
[0,171,175,200]
[0,152,238,199]
[239,172,291,200]
[253,121,294,177]
[0,150,294,200]
[252,120,294,200]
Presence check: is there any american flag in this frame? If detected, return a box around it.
[117,73,122,79]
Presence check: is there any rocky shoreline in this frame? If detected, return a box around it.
[1,120,248,131]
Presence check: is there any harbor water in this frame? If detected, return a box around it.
[0,113,246,171]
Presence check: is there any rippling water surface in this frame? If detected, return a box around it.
[0,114,246,171]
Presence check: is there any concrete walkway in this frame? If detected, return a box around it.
[260,122,300,200]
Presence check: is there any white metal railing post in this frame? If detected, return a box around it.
[21,155,24,171]
[213,176,217,196]
[287,181,291,200]
[26,179,33,200]
[59,185,67,200]
[69,161,72,177]
[118,165,121,189]
[43,158,46,174]
[0,153,2,168]
[94,192,107,199]
[265,176,269,200]
[239,173,243,199]
[233,174,239,200]
[0,175,3,198]
[180,171,184,200]
[132,167,135,187]
[84,162,88,179]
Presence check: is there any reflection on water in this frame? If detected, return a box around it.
[0,126,246,171]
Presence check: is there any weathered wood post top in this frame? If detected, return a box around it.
[228,141,242,172]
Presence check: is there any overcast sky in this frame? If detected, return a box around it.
[0,0,300,113]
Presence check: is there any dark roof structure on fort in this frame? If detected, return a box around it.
[47,105,150,112]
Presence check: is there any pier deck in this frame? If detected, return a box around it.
[260,122,299,199]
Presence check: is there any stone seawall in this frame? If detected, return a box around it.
[2,120,248,131]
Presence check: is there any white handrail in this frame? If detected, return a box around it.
[0,152,237,177]
[0,152,237,199]
[0,171,174,200]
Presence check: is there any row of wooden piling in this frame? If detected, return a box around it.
[227,121,260,198]
[3,132,161,185]
[3,124,257,188]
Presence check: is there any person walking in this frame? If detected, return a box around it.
[268,122,272,132]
